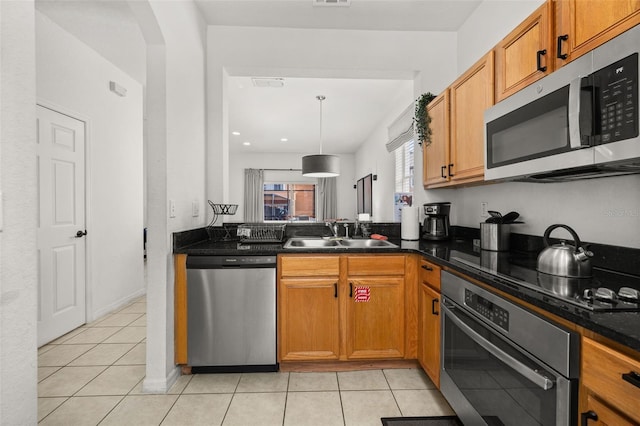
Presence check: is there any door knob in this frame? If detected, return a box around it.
[75,230,87,238]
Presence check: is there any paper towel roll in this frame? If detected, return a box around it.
[401,206,419,240]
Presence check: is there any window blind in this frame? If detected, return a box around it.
[386,103,415,153]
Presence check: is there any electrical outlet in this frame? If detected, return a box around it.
[481,202,489,218]
[170,200,176,218]
[192,200,199,217]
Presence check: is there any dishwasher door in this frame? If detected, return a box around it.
[186,255,277,371]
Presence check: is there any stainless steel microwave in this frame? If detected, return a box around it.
[485,24,640,182]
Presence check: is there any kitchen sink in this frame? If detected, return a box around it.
[283,237,398,250]
[338,239,397,248]
[284,238,341,248]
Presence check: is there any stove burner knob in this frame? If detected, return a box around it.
[618,287,640,302]
[582,288,594,301]
[594,287,617,303]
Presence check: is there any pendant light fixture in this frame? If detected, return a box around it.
[302,95,340,177]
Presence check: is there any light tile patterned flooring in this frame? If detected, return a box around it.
[38,296,454,425]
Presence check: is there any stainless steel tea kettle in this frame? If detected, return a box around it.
[537,224,594,278]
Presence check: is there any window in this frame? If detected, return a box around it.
[395,140,414,193]
[263,183,316,221]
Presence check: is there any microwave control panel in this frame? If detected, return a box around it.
[465,289,509,332]
[597,53,638,144]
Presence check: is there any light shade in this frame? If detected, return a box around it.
[302,154,340,177]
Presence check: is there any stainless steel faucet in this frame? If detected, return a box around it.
[325,221,338,237]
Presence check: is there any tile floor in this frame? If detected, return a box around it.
[38,296,454,425]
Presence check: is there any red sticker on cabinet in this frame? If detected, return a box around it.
[354,286,371,302]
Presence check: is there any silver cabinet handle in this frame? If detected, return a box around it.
[442,304,555,391]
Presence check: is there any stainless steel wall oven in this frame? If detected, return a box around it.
[440,271,580,426]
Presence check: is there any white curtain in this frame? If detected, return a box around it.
[386,103,415,152]
[316,177,337,221]
[244,168,264,222]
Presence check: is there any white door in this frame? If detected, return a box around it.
[37,105,87,346]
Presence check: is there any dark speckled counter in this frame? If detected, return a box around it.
[174,227,640,354]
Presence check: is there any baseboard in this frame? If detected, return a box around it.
[142,366,180,394]
[89,288,146,322]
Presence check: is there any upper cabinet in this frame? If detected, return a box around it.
[555,0,640,68]
[422,91,450,187]
[423,52,494,189]
[495,2,553,102]
[449,51,494,184]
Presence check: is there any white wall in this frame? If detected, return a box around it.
[355,86,415,221]
[417,0,640,248]
[36,12,145,320]
[137,0,207,393]
[207,26,458,213]
[229,152,355,222]
[0,2,38,424]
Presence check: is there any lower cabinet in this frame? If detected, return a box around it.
[418,259,442,387]
[279,277,340,361]
[419,283,440,387]
[278,254,407,362]
[346,276,405,359]
[580,336,640,425]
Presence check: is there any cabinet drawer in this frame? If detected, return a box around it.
[279,255,340,277]
[420,259,441,291]
[347,255,405,276]
[582,337,640,424]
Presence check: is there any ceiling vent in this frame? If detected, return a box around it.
[251,77,285,88]
[313,0,351,7]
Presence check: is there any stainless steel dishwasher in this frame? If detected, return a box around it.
[186,255,277,372]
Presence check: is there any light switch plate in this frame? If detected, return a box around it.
[192,200,199,217]
[170,200,176,218]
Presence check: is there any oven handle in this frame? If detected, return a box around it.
[442,304,555,391]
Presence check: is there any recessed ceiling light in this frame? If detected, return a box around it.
[243,142,251,146]
[280,138,288,142]
[232,131,240,136]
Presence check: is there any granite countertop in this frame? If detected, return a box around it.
[173,227,640,354]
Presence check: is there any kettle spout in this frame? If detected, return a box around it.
[575,248,594,262]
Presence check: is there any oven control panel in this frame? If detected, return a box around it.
[465,289,509,331]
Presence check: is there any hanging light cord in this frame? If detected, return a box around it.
[317,95,325,154]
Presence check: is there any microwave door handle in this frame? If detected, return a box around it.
[568,77,585,149]
[443,305,555,391]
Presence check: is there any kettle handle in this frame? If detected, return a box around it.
[543,224,583,249]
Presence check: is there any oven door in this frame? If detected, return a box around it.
[440,299,576,426]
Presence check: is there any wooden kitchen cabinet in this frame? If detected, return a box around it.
[495,1,553,102]
[418,259,442,387]
[555,0,640,68]
[449,50,494,184]
[346,256,406,359]
[422,90,450,187]
[279,277,340,361]
[580,336,640,425]
[425,51,494,189]
[278,255,340,361]
[278,254,408,362]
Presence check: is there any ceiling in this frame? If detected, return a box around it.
[36,0,483,155]
[193,0,482,32]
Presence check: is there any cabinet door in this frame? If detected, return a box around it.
[450,51,495,184]
[423,90,450,187]
[345,277,405,359]
[495,2,552,102]
[555,0,640,67]
[279,278,340,361]
[418,283,441,387]
[582,393,636,426]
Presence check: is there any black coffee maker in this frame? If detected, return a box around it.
[422,202,451,240]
